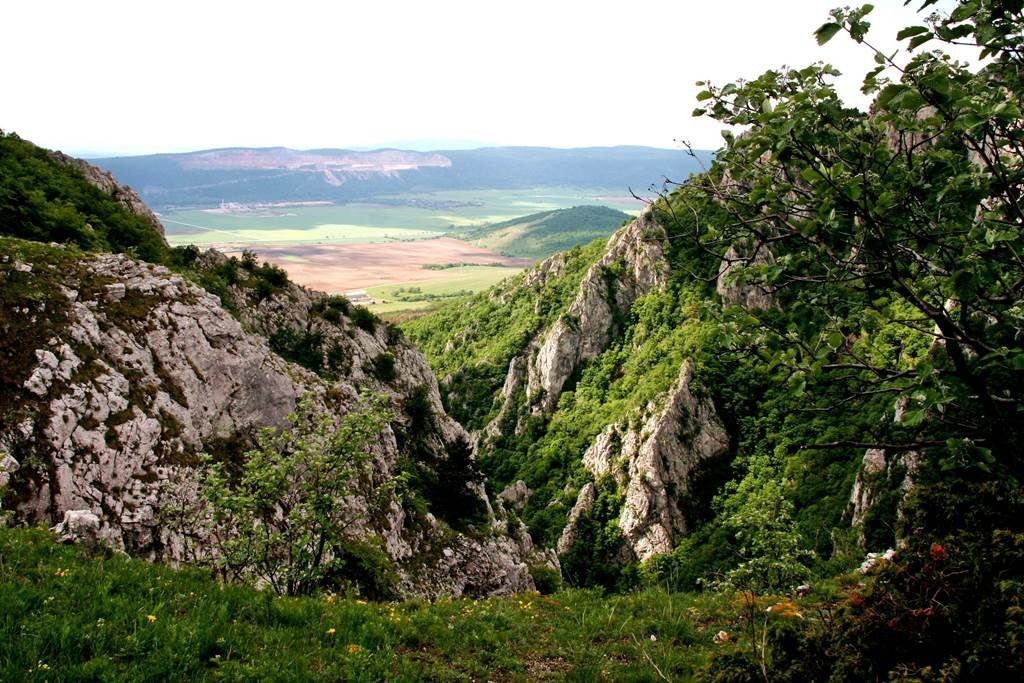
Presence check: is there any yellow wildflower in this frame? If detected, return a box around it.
[325,594,335,604]
[347,644,363,654]
[146,615,157,623]
[325,628,336,636]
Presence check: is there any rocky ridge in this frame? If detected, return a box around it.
[481,208,670,443]
[0,245,533,598]
[557,359,730,561]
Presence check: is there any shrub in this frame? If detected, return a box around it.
[529,565,563,595]
[369,352,397,382]
[350,306,377,333]
[197,392,393,596]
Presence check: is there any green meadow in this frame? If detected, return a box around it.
[0,526,733,682]
[367,265,522,314]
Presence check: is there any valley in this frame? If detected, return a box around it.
[158,187,646,313]
[2,1,1021,679]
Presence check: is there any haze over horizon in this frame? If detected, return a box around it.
[6,0,959,157]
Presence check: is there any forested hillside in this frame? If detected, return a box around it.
[406,1,1024,677]
[454,205,632,258]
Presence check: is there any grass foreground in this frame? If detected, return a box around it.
[0,526,736,682]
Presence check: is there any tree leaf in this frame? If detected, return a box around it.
[896,25,930,39]
[815,22,843,45]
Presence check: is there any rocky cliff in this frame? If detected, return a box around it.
[410,205,734,571]
[0,240,533,598]
[479,208,670,445]
[558,359,729,561]
[525,207,670,413]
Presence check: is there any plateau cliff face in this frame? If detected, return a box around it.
[0,241,532,598]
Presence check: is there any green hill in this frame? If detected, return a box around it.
[454,205,632,258]
[0,132,168,262]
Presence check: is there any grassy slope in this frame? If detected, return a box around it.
[0,526,727,682]
[454,205,632,258]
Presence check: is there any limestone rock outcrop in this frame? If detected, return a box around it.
[846,397,922,549]
[0,247,532,598]
[558,359,730,561]
[525,208,670,413]
[477,208,670,443]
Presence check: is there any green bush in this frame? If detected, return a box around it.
[194,392,393,596]
[350,305,377,333]
[529,565,563,595]
[369,352,397,382]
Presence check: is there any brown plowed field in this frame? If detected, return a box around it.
[222,237,533,293]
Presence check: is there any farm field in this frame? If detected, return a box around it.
[159,186,645,248]
[366,265,522,314]
[220,238,531,296]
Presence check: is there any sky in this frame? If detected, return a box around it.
[3,0,963,156]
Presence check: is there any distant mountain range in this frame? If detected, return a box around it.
[87,146,713,209]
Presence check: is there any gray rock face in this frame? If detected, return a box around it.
[0,454,18,490]
[556,482,596,555]
[716,242,776,310]
[1,249,532,598]
[51,509,114,549]
[49,151,167,238]
[559,359,729,561]
[498,480,531,513]
[477,209,668,435]
[847,397,922,549]
[526,208,669,413]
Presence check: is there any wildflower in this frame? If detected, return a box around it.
[713,630,730,644]
[356,600,367,605]
[325,594,335,604]
[146,614,157,623]
[347,644,363,654]
[326,628,336,636]
[930,543,945,562]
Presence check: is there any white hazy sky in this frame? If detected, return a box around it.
[3,0,959,156]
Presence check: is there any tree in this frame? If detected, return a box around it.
[199,392,392,596]
[711,456,814,683]
[677,0,1023,475]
